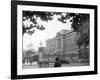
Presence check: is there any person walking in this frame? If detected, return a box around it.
[54,57,61,67]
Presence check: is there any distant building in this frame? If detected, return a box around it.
[38,42,47,62]
[46,29,89,63]
[45,37,56,62]
[22,49,36,64]
[56,30,79,62]
[63,30,79,62]
[46,37,56,55]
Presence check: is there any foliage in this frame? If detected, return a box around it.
[23,11,89,47]
[57,13,90,47]
[23,11,61,35]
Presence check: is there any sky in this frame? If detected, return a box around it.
[23,14,72,51]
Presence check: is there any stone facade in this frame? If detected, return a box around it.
[45,30,79,62]
[45,29,89,63]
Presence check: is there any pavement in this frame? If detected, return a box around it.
[61,62,89,67]
[23,62,89,69]
[23,62,39,69]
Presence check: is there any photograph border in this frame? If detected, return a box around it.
[11,0,97,79]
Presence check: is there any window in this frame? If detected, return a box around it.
[57,38,62,50]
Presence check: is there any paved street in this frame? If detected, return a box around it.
[61,62,89,67]
[23,62,89,69]
[23,62,39,69]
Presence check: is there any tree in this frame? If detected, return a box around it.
[23,11,54,35]
[23,11,89,47]
[57,13,90,47]
[23,11,62,35]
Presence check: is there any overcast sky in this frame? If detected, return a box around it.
[23,14,72,51]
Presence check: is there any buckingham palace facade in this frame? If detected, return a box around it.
[45,30,89,63]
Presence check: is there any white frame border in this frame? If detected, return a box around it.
[17,5,95,75]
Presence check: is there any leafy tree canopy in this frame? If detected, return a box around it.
[23,11,61,35]
[23,11,89,47]
[57,13,89,47]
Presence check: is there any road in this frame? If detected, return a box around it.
[61,62,89,67]
[23,62,89,69]
[23,62,39,69]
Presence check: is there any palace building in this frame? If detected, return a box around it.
[45,29,89,63]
